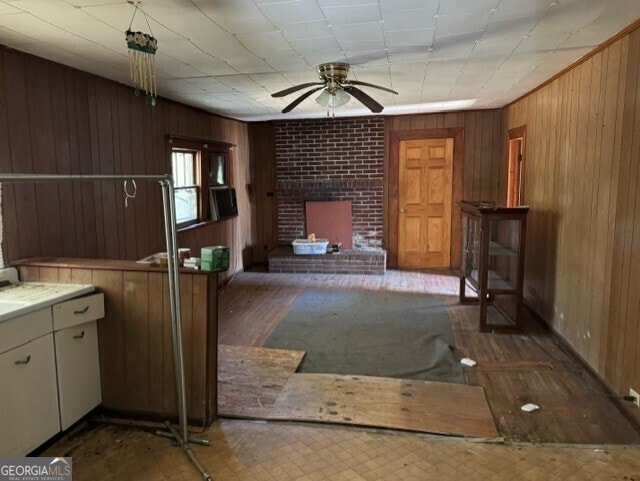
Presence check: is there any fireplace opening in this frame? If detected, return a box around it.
[305,200,353,249]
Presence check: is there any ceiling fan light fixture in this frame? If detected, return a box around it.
[272,62,396,114]
[316,88,350,108]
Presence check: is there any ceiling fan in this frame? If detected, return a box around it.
[271,62,398,114]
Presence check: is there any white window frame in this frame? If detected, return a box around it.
[171,149,200,227]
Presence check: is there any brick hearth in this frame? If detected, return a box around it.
[268,247,386,275]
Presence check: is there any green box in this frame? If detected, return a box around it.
[200,259,214,271]
[200,246,229,271]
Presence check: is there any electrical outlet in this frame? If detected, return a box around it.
[630,388,640,408]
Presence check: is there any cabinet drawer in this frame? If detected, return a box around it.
[0,334,60,455]
[53,293,104,331]
[0,307,51,355]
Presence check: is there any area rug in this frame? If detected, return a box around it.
[263,290,465,384]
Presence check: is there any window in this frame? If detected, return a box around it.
[168,136,234,228]
[172,150,200,224]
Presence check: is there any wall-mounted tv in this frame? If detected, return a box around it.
[210,187,238,221]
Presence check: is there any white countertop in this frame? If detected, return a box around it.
[0,281,95,322]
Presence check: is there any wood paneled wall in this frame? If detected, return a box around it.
[249,122,278,263]
[505,26,640,401]
[0,46,252,279]
[249,110,504,265]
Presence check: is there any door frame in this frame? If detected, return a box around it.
[506,125,526,207]
[389,128,464,269]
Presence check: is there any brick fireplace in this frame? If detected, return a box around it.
[271,116,386,274]
[274,116,384,249]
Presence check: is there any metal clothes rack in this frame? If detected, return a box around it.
[0,173,212,481]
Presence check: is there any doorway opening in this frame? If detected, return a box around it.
[507,126,526,207]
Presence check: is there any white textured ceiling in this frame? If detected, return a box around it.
[0,0,638,121]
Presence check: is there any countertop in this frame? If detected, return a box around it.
[11,257,216,275]
[0,281,95,322]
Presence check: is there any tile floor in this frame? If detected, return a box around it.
[45,418,640,480]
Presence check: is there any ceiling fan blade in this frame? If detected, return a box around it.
[272,82,325,98]
[281,86,325,113]
[345,80,398,95]
[343,86,384,113]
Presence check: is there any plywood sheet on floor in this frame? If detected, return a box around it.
[218,344,305,418]
[267,373,499,438]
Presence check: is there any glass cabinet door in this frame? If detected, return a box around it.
[459,201,528,332]
[461,212,481,288]
[487,218,521,290]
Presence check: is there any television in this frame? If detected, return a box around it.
[210,187,238,221]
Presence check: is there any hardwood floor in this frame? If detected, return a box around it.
[218,268,640,445]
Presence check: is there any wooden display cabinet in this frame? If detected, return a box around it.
[459,201,528,332]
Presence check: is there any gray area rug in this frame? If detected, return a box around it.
[263,290,465,384]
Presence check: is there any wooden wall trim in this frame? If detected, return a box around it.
[388,128,464,268]
[166,134,235,150]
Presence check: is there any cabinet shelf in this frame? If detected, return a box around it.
[470,269,515,291]
[489,241,517,257]
[459,201,528,332]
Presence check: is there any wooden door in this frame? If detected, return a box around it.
[398,138,453,268]
[507,125,526,207]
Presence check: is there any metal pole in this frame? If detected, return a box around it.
[159,421,212,480]
[160,181,186,436]
[0,173,212,480]
[164,180,189,442]
[158,179,212,480]
[162,182,211,447]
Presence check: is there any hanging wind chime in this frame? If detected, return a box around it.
[126,2,157,106]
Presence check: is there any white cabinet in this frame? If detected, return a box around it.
[0,292,104,455]
[53,293,104,430]
[0,323,59,456]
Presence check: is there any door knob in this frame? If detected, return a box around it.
[400,209,405,213]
